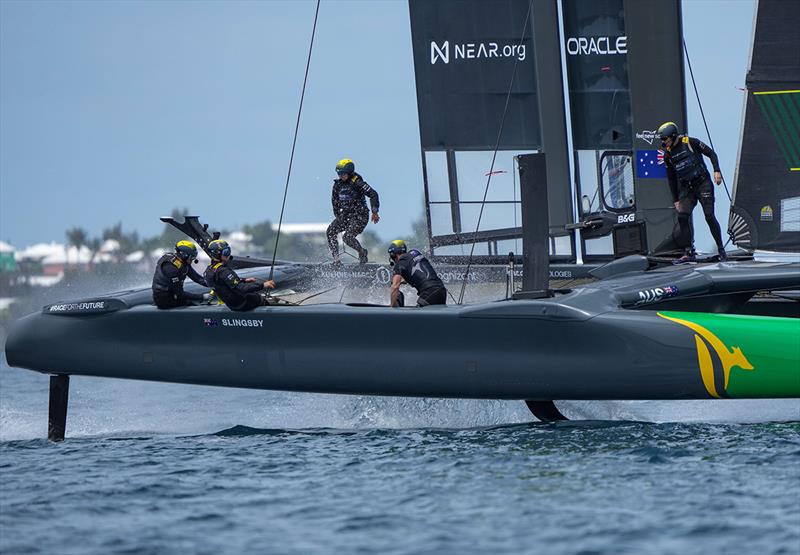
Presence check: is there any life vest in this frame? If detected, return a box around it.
[204,261,242,308]
[396,250,444,293]
[668,136,707,185]
[204,261,228,289]
[335,173,370,210]
[152,253,188,293]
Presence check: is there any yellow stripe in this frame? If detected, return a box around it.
[790,168,800,171]
[695,335,720,399]
[753,90,800,95]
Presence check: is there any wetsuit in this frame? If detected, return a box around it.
[327,172,379,261]
[664,135,724,251]
[152,254,207,309]
[204,262,265,312]
[393,250,447,306]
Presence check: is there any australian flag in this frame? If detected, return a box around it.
[636,149,667,179]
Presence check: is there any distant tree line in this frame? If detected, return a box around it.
[61,208,393,266]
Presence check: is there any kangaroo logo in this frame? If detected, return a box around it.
[658,313,754,398]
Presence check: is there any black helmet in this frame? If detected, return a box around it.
[208,239,231,260]
[175,240,198,261]
[336,158,355,175]
[387,239,408,261]
[657,121,679,142]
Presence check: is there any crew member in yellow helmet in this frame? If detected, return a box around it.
[204,239,276,311]
[151,240,210,309]
[657,121,726,263]
[387,240,447,307]
[326,158,380,266]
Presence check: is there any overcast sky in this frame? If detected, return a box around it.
[1,0,754,253]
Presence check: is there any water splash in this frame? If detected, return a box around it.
[2,361,798,442]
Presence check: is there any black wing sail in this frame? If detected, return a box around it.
[729,0,800,252]
[408,0,573,264]
[564,0,687,259]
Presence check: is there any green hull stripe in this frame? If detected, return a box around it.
[660,312,800,399]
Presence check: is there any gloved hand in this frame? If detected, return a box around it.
[202,292,214,303]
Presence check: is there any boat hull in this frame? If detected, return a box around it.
[6,301,798,400]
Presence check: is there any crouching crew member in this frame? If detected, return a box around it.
[387,240,447,307]
[152,240,209,309]
[326,158,380,266]
[204,239,276,312]
[658,121,727,263]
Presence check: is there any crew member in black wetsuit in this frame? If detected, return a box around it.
[204,239,276,312]
[152,240,209,309]
[326,158,380,266]
[388,240,447,307]
[658,121,727,263]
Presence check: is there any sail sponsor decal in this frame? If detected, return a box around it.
[565,35,627,56]
[430,40,527,65]
[316,266,393,286]
[561,0,631,149]
[657,312,800,398]
[635,150,666,179]
[313,264,578,285]
[760,205,774,222]
[635,129,660,145]
[409,0,540,150]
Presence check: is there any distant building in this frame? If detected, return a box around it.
[271,223,329,247]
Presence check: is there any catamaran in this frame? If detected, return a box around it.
[5,0,799,440]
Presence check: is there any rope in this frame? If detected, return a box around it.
[682,38,732,203]
[269,0,321,280]
[456,0,534,305]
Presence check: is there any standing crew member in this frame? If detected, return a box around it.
[204,239,276,312]
[658,122,727,263]
[326,158,380,266]
[152,240,209,309]
[387,240,447,307]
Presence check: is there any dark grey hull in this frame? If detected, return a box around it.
[5,302,704,400]
[6,259,799,402]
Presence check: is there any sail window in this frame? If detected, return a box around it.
[424,151,450,203]
[599,151,634,211]
[781,197,800,233]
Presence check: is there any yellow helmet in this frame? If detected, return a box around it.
[207,239,231,260]
[657,122,679,141]
[388,239,408,257]
[175,240,198,261]
[335,158,355,175]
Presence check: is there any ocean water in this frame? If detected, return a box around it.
[1,358,799,555]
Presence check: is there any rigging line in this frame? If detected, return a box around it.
[296,285,339,306]
[268,0,322,281]
[682,38,732,203]
[456,0,534,305]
